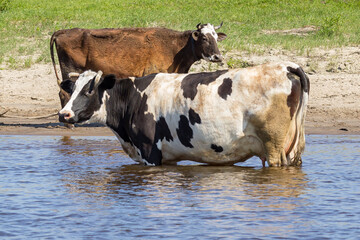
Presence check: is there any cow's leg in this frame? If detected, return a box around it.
[260,157,266,167]
[281,149,289,166]
[266,152,282,167]
[263,139,285,167]
[141,144,162,166]
[147,150,162,166]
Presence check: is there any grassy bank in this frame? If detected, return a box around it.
[0,0,359,69]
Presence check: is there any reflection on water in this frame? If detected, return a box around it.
[0,135,359,239]
[58,136,128,157]
[63,164,309,213]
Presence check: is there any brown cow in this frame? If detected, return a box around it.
[50,23,227,108]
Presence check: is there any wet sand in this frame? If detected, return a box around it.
[0,116,358,136]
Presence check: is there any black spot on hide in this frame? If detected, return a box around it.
[105,78,137,143]
[134,73,157,92]
[218,77,232,100]
[177,115,194,148]
[181,70,228,100]
[105,80,162,165]
[211,144,223,153]
[188,108,201,125]
[155,117,174,142]
[128,93,162,165]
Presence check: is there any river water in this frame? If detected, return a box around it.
[0,135,359,239]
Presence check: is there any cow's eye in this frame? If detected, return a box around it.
[202,36,207,41]
[85,90,94,97]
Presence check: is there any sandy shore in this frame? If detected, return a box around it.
[1,47,359,136]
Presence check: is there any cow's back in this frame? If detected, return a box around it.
[53,27,188,79]
[86,28,187,77]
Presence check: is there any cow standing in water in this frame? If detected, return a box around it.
[58,62,310,167]
[50,23,227,108]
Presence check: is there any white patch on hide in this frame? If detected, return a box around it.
[200,23,218,41]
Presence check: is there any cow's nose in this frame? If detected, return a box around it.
[212,54,223,62]
[58,110,74,123]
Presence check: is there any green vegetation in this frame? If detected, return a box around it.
[0,0,359,68]
[0,0,10,12]
[226,58,253,69]
[318,14,341,37]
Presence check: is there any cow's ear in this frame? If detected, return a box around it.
[217,32,227,42]
[99,74,116,90]
[60,79,74,94]
[192,31,199,41]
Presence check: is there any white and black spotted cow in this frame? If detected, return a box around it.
[58,62,310,167]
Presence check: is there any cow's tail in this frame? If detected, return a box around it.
[282,63,310,166]
[50,31,62,86]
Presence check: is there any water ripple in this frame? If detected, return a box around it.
[0,135,359,239]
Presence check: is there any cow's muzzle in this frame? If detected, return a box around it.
[58,110,75,123]
[209,54,223,62]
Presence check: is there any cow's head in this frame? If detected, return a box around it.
[192,22,227,62]
[58,70,116,124]
[58,73,81,109]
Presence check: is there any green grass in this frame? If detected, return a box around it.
[0,0,359,68]
[226,58,253,69]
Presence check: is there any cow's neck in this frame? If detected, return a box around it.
[104,79,137,137]
[168,31,199,73]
